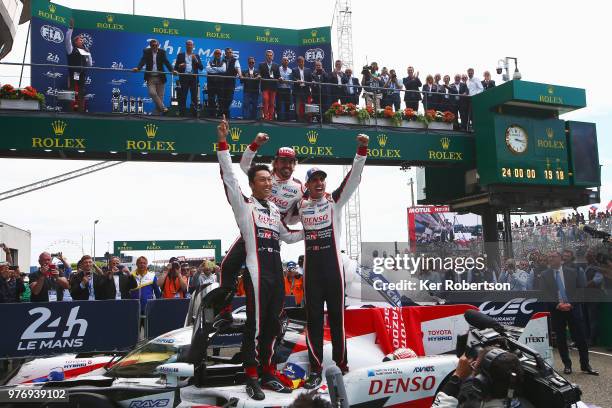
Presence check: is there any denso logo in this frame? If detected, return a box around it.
[302,214,329,226]
[479,298,537,316]
[128,399,170,408]
[269,195,289,208]
[40,25,64,43]
[368,376,435,395]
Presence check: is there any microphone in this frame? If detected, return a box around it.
[579,224,611,239]
[464,309,505,333]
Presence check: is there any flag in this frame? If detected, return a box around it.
[607,200,612,212]
[589,205,598,213]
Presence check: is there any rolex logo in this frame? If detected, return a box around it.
[229,127,242,142]
[546,127,554,139]
[306,130,319,144]
[264,28,271,36]
[440,137,450,150]
[106,14,114,23]
[151,241,156,245]
[144,123,158,138]
[547,85,554,95]
[49,4,56,13]
[377,134,388,147]
[311,29,318,37]
[163,20,169,28]
[215,24,221,32]
[123,242,127,246]
[51,120,67,136]
[180,241,185,245]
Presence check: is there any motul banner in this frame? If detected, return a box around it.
[0,300,140,358]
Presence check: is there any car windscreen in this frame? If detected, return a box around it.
[106,341,178,378]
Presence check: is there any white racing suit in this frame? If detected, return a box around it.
[219,142,304,290]
[218,144,303,374]
[297,146,367,373]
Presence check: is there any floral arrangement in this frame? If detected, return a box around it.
[426,109,455,123]
[0,84,45,106]
[324,101,358,121]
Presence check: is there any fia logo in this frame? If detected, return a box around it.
[304,48,325,63]
[40,25,64,43]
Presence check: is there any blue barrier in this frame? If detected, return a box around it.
[0,300,140,358]
[144,295,297,339]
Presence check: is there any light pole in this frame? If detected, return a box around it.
[93,220,99,260]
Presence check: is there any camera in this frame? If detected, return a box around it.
[460,311,582,407]
[51,252,62,258]
[496,67,503,75]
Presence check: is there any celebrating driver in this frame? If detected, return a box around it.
[299,134,369,389]
[216,117,303,400]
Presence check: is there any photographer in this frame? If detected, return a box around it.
[361,65,383,109]
[102,256,137,300]
[70,255,107,300]
[29,252,70,302]
[159,257,188,299]
[432,349,524,408]
[497,259,532,290]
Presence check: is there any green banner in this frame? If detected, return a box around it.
[113,240,222,262]
[0,113,474,166]
[32,0,331,45]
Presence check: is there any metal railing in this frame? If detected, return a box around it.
[0,61,475,131]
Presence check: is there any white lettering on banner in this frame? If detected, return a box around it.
[479,298,537,317]
[383,307,407,349]
[46,53,60,63]
[17,306,88,351]
[40,25,64,43]
[305,48,325,63]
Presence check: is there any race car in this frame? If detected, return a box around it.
[1,282,573,408]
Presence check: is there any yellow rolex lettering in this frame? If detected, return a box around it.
[126,140,136,150]
[32,138,43,148]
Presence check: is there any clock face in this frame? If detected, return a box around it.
[505,125,528,154]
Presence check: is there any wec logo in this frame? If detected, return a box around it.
[40,25,64,43]
[479,298,537,316]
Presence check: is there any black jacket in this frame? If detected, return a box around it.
[541,266,585,308]
[327,71,347,98]
[174,52,203,75]
[290,67,313,95]
[241,68,261,93]
[342,76,361,98]
[402,76,422,101]
[481,79,496,90]
[136,48,174,83]
[70,272,113,300]
[258,62,281,90]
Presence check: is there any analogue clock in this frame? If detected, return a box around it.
[505,125,528,154]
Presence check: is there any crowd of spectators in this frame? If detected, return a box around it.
[0,249,305,307]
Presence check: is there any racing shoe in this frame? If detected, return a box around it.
[245,377,265,400]
[303,372,323,390]
[261,372,292,394]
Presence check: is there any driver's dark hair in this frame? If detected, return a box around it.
[247,164,271,183]
[288,391,332,408]
[487,351,523,399]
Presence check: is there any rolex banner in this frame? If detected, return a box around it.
[30,0,332,115]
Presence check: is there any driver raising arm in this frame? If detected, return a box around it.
[217,116,303,400]
[300,134,369,389]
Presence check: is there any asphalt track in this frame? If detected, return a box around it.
[555,347,612,408]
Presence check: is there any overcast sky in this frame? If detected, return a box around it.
[1,0,610,265]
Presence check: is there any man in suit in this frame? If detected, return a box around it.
[102,257,137,299]
[205,48,226,118]
[327,59,346,109]
[541,251,598,375]
[421,75,438,111]
[220,47,241,119]
[70,255,109,300]
[482,70,496,90]
[174,40,203,116]
[402,66,421,111]
[258,49,281,120]
[132,39,177,115]
[448,74,469,130]
[311,60,328,120]
[240,56,260,120]
[291,56,312,122]
[342,68,360,105]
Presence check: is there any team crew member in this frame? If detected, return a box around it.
[217,135,304,317]
[299,134,369,389]
[217,117,304,400]
[284,261,304,305]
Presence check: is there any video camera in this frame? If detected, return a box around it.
[457,310,582,408]
[579,224,611,265]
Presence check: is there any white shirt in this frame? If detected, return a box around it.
[113,275,122,299]
[467,76,483,95]
[152,50,158,71]
[279,66,292,88]
[185,52,193,73]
